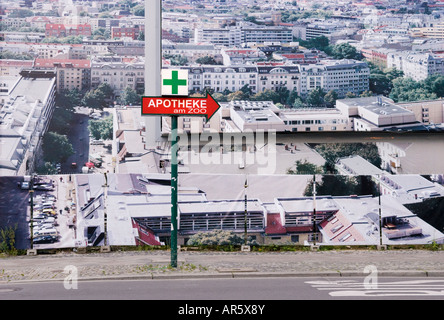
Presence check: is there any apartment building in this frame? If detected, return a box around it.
[45,24,92,38]
[162,41,219,64]
[0,70,56,175]
[184,65,258,93]
[322,59,370,98]
[111,26,141,40]
[257,64,299,93]
[34,58,91,93]
[305,22,340,40]
[412,23,444,39]
[242,26,293,44]
[194,27,242,47]
[194,25,292,46]
[90,57,144,97]
[0,60,34,78]
[387,51,444,81]
[221,48,267,65]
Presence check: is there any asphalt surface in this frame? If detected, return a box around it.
[1,249,444,283]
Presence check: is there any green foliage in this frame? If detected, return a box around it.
[36,162,58,175]
[82,83,114,110]
[195,55,221,65]
[327,43,362,60]
[305,87,327,107]
[314,142,382,173]
[287,159,323,175]
[163,54,188,66]
[251,89,281,104]
[132,4,145,16]
[92,27,111,40]
[281,10,332,23]
[0,50,34,60]
[297,35,330,52]
[0,225,18,255]
[41,35,83,44]
[88,116,113,140]
[42,132,74,163]
[304,175,376,197]
[389,77,437,102]
[119,86,141,106]
[405,196,444,232]
[186,230,257,246]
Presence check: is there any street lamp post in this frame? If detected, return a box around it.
[244,177,248,245]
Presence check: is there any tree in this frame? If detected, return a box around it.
[369,73,392,96]
[297,35,330,52]
[88,116,113,140]
[389,77,437,102]
[196,55,221,65]
[132,4,145,16]
[211,92,228,102]
[304,175,372,197]
[164,54,188,66]
[287,159,323,174]
[328,43,362,60]
[423,74,444,98]
[305,87,326,107]
[314,142,382,170]
[119,86,141,106]
[36,162,58,175]
[251,89,280,103]
[227,90,249,101]
[324,90,338,107]
[286,88,300,106]
[42,132,74,163]
[82,83,114,110]
[186,230,257,246]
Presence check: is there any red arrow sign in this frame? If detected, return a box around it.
[142,93,221,120]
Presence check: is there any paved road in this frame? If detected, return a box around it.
[1,250,444,283]
[2,276,444,300]
[62,107,90,174]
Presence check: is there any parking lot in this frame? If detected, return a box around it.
[29,175,78,249]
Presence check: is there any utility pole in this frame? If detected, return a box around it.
[170,116,178,268]
[144,0,162,147]
[312,174,317,246]
[102,172,109,248]
[244,176,248,245]
[378,174,383,246]
[29,177,34,250]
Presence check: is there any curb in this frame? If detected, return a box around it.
[2,270,444,284]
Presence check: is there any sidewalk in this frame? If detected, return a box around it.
[1,249,444,283]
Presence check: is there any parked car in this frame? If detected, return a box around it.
[33,228,58,238]
[33,235,58,244]
[35,184,54,191]
[29,217,55,226]
[31,213,50,222]
[33,224,55,233]
[42,208,56,216]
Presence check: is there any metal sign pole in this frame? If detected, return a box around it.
[170,115,178,268]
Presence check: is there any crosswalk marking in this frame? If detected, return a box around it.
[306,279,444,297]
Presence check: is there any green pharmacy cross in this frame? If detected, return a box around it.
[163,70,187,95]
